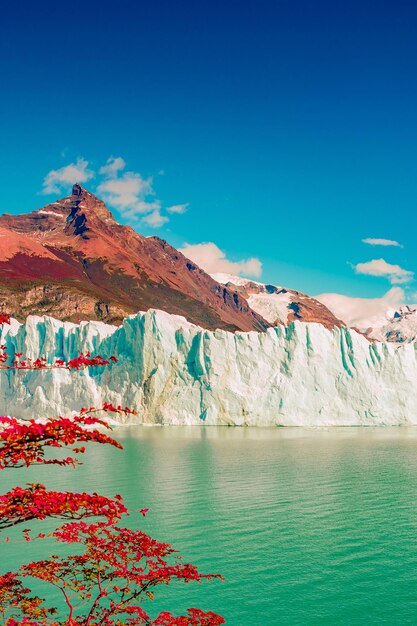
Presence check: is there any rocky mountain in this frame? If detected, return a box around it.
[0,185,269,332]
[211,273,344,331]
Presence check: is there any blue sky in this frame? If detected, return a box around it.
[2,0,417,303]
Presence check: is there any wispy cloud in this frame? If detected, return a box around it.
[167,203,188,214]
[353,258,414,284]
[180,242,262,277]
[99,156,126,178]
[362,237,403,248]
[143,210,169,227]
[41,158,94,194]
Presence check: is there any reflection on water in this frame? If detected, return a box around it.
[3,426,417,625]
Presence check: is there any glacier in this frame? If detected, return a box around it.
[1,310,417,426]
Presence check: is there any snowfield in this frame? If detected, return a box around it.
[211,272,292,324]
[1,310,417,426]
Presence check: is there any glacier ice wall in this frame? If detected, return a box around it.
[1,310,417,426]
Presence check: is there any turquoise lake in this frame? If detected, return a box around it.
[3,426,417,625]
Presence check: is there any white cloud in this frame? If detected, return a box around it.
[143,210,169,227]
[180,242,262,277]
[362,238,403,248]
[316,287,405,328]
[97,156,186,228]
[99,156,126,178]
[167,203,188,214]
[353,258,414,284]
[41,158,94,194]
[98,171,159,215]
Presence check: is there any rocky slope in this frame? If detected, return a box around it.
[0,185,268,332]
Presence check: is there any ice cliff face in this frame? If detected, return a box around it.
[1,311,417,426]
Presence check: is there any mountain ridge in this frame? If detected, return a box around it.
[0,185,269,332]
[211,273,345,330]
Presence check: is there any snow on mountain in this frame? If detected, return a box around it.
[211,273,344,330]
[2,311,417,426]
[211,273,291,324]
[209,273,259,288]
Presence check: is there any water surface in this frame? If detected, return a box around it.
[3,426,417,625]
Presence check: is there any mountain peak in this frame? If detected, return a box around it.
[69,184,105,207]
[70,183,98,203]
[64,185,117,237]
[72,183,83,197]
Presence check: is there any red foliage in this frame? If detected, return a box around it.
[16,521,225,625]
[0,485,127,530]
[0,315,117,372]
[0,349,117,371]
[0,572,57,623]
[0,414,122,469]
[0,410,128,528]
[80,402,137,417]
[153,610,226,625]
[0,418,127,531]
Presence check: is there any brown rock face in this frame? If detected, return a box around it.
[0,186,269,331]
[285,296,344,330]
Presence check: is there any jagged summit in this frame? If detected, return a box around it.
[63,184,117,237]
[0,188,270,331]
[68,183,113,217]
[72,182,83,196]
